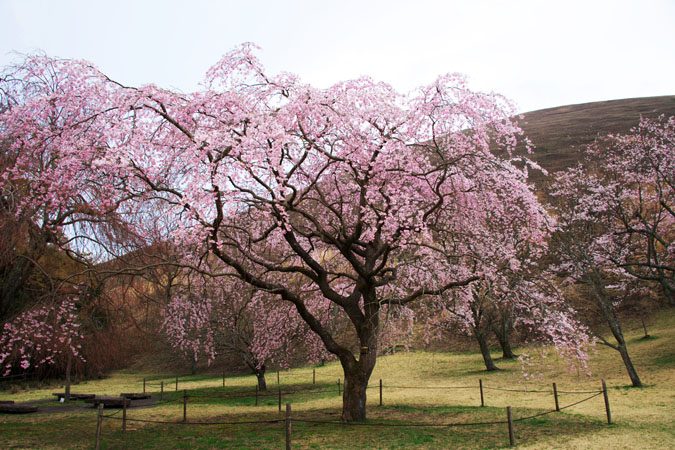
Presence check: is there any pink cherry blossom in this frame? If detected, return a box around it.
[1,45,572,420]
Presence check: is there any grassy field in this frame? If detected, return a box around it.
[1,309,673,449]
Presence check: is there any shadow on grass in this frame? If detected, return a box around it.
[611,383,655,391]
[0,402,608,450]
[463,367,518,376]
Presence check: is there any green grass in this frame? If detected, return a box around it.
[1,308,674,449]
[0,405,605,450]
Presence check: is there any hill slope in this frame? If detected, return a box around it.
[516,95,675,180]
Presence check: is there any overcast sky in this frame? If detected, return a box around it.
[1,0,673,113]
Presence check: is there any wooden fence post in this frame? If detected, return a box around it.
[94,403,103,450]
[278,385,282,413]
[122,398,127,432]
[183,389,187,422]
[553,382,560,412]
[506,406,515,446]
[338,378,341,396]
[160,381,164,401]
[222,371,225,388]
[143,378,146,393]
[175,376,178,392]
[379,379,383,406]
[479,379,485,407]
[602,379,612,424]
[285,403,292,450]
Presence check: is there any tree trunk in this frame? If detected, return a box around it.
[588,270,644,388]
[606,325,643,387]
[256,365,267,391]
[600,299,642,387]
[339,305,378,422]
[341,360,371,422]
[602,303,643,387]
[617,344,643,387]
[64,352,72,401]
[493,320,516,359]
[475,331,499,371]
[497,333,516,359]
[279,279,383,422]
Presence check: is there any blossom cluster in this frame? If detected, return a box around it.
[0,299,83,376]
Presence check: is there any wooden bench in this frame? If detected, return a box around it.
[52,393,96,400]
[84,396,130,408]
[120,393,151,400]
[0,403,38,414]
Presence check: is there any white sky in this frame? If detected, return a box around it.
[1,0,673,113]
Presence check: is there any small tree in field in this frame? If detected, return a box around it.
[548,194,644,386]
[0,296,84,398]
[1,46,554,421]
[416,175,562,372]
[550,116,675,387]
[602,116,675,302]
[163,273,328,388]
[559,117,675,302]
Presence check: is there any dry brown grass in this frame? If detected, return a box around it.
[515,95,675,185]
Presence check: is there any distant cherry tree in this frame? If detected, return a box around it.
[602,116,675,302]
[0,296,84,398]
[549,179,644,386]
[548,116,675,387]
[163,273,328,389]
[417,201,591,373]
[550,116,675,387]
[553,117,674,304]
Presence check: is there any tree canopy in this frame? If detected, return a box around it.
[1,45,581,421]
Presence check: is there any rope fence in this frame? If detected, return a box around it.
[93,377,612,449]
[135,373,609,418]
[105,416,283,425]
[139,372,602,397]
[482,386,551,393]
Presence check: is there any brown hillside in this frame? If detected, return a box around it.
[516,95,675,181]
